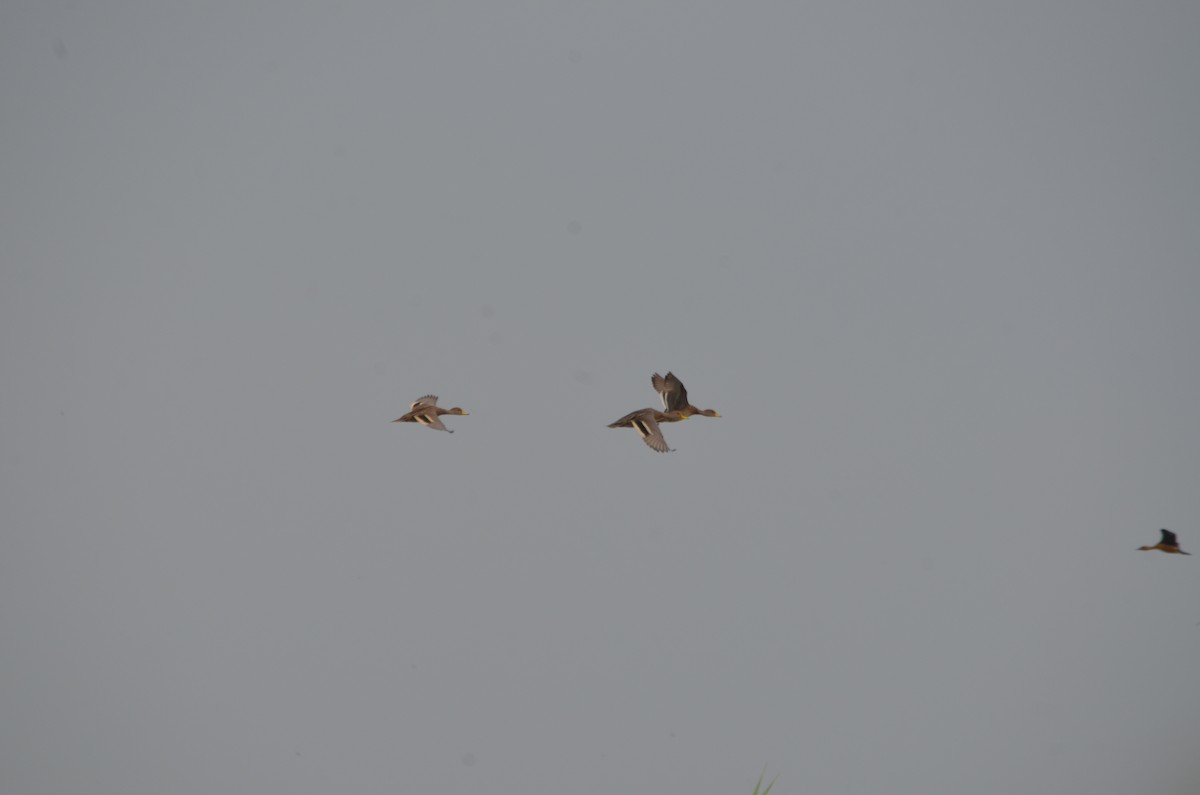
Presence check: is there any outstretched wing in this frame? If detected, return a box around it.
[651,373,670,410]
[652,372,689,412]
[411,395,439,409]
[413,409,451,432]
[1161,528,1180,546]
[632,413,672,453]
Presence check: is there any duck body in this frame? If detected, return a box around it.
[392,395,469,433]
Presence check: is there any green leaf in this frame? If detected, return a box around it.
[751,768,778,795]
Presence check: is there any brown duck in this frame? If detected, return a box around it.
[391,395,468,433]
[652,372,720,418]
[1138,528,1190,555]
[608,408,690,453]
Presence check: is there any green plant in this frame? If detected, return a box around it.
[751,769,777,795]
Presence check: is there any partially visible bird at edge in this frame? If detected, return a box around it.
[392,395,469,433]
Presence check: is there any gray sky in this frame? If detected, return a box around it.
[3,2,1199,793]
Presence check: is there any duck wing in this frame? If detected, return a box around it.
[652,372,690,412]
[415,409,451,432]
[631,412,672,453]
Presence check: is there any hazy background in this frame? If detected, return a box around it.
[3,2,1199,793]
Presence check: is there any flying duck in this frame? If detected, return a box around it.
[1138,528,1190,555]
[391,395,468,433]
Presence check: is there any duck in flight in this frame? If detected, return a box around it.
[652,372,720,418]
[391,395,469,433]
[608,408,690,453]
[1138,528,1190,555]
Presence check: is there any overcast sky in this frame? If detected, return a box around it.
[3,2,1199,794]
